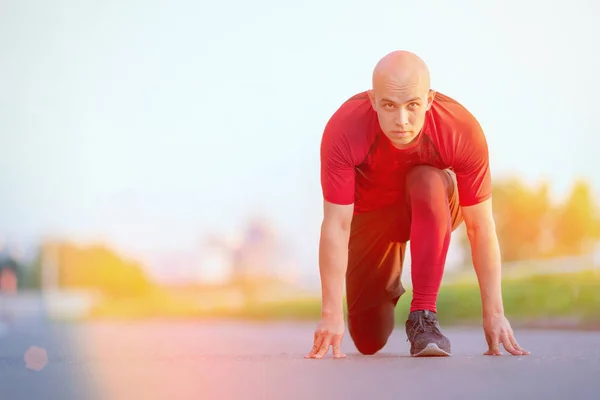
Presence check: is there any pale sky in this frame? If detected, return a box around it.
[1,0,598,281]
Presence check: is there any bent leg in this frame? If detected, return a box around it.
[347,296,399,355]
[346,208,407,355]
[406,166,462,313]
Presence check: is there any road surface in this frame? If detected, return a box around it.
[0,319,599,400]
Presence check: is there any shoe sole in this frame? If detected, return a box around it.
[412,343,451,357]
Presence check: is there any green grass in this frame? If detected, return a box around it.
[210,270,600,327]
[88,270,600,329]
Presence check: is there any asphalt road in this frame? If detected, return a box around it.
[0,318,599,400]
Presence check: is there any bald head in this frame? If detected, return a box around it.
[372,50,430,93]
[367,50,435,149]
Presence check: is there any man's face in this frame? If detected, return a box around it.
[368,85,435,149]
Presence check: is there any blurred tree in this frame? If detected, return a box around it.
[36,241,153,298]
[21,259,41,290]
[490,177,553,262]
[552,180,600,257]
[455,177,599,265]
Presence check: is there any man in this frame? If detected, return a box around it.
[305,50,530,358]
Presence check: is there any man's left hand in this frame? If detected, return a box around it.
[483,314,530,356]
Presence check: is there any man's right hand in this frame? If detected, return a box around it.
[304,313,346,359]
[305,201,353,360]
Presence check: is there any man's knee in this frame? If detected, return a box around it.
[349,317,391,355]
[351,333,389,355]
[406,166,451,203]
[347,302,396,355]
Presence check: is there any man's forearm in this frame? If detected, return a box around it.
[318,224,350,317]
[468,227,504,316]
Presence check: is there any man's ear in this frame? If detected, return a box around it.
[426,90,436,110]
[367,89,377,111]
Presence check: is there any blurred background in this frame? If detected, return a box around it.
[1,0,599,328]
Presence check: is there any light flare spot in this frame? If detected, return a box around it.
[24,346,49,371]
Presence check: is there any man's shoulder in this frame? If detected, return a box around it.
[429,91,482,133]
[321,90,380,164]
[342,90,370,103]
[425,91,489,167]
[432,91,462,106]
[327,90,373,122]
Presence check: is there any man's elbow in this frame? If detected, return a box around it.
[321,201,354,234]
[465,219,497,242]
[462,199,496,239]
[321,218,352,239]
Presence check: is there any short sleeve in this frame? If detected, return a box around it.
[320,123,356,205]
[452,117,493,207]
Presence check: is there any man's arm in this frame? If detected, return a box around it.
[308,98,362,359]
[304,200,353,359]
[444,100,528,355]
[319,200,354,318]
[461,198,504,317]
[462,198,529,356]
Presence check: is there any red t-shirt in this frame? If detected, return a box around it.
[320,91,492,214]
